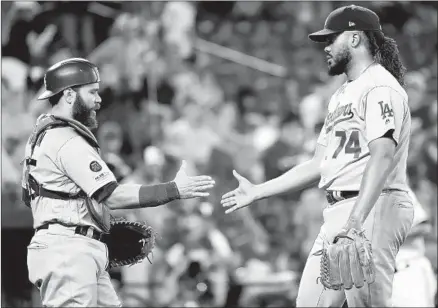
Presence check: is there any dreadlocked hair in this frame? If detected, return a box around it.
[364,30,406,86]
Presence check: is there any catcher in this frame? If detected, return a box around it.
[22,58,215,307]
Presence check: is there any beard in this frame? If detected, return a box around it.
[328,47,351,76]
[72,94,98,130]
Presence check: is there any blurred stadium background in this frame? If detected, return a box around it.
[1,1,437,307]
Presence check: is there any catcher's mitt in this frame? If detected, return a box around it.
[314,228,375,290]
[104,218,156,269]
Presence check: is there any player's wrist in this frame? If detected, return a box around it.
[343,215,363,231]
[168,181,181,199]
[252,184,263,201]
[139,182,180,207]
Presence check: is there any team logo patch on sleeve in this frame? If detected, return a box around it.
[378,101,394,119]
[90,161,103,172]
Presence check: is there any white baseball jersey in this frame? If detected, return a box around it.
[317,63,411,191]
[21,114,116,232]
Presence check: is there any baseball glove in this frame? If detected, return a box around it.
[104,218,156,269]
[314,228,376,290]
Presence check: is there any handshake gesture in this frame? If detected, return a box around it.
[172,163,258,213]
[173,160,216,199]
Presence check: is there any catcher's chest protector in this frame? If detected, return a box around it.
[22,115,100,206]
[22,115,110,232]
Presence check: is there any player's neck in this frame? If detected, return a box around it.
[51,104,74,120]
[345,56,375,82]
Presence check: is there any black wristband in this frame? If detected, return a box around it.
[139,182,180,208]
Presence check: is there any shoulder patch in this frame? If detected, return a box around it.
[378,101,394,120]
[90,161,103,172]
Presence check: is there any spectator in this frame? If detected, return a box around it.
[262,112,305,181]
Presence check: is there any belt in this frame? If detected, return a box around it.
[35,223,105,242]
[326,190,359,205]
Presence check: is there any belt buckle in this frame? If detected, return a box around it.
[326,192,335,205]
[326,191,344,205]
[86,227,103,241]
[86,227,94,238]
[332,191,344,202]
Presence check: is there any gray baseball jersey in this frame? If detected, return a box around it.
[21,114,116,232]
[317,63,411,192]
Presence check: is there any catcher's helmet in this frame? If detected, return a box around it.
[37,58,100,100]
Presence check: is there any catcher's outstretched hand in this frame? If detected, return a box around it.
[173,160,215,199]
[221,170,257,214]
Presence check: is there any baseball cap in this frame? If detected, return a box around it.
[309,5,382,42]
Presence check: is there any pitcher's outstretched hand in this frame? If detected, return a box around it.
[173,160,215,199]
[221,170,257,214]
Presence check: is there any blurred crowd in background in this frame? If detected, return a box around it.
[1,1,437,307]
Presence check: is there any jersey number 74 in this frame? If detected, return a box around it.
[332,130,361,159]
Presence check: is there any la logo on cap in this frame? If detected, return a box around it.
[349,21,356,27]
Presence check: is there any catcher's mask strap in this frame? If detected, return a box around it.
[28,173,86,200]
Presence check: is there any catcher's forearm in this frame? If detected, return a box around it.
[255,159,320,201]
[105,183,180,210]
[345,151,394,228]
